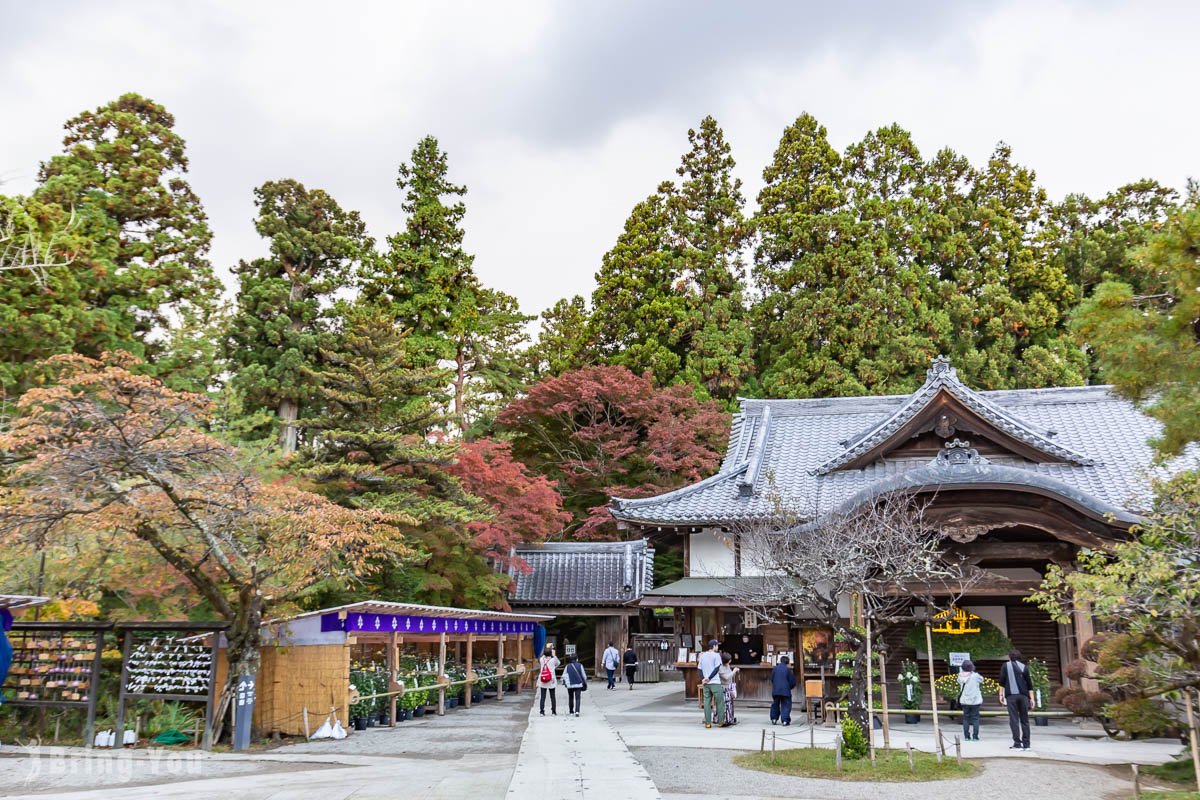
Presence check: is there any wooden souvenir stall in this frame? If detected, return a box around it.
[214,601,552,737]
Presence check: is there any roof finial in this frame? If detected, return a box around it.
[927,355,956,381]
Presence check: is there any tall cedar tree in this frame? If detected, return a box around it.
[590,116,752,408]
[498,365,728,539]
[226,180,371,453]
[1071,187,1200,457]
[361,135,529,436]
[2,94,218,393]
[752,114,1092,396]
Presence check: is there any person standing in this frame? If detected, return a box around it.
[998,649,1035,750]
[601,641,621,690]
[719,651,740,726]
[957,659,984,741]
[537,645,560,716]
[697,639,726,728]
[769,655,796,726]
[623,642,639,690]
[562,654,587,717]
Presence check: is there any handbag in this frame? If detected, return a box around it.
[730,682,737,700]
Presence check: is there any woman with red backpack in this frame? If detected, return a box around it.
[536,645,560,716]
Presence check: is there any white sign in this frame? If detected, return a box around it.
[949,652,970,667]
[564,643,576,656]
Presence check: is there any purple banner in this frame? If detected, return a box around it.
[321,612,536,636]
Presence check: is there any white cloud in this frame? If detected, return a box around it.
[1,0,1196,321]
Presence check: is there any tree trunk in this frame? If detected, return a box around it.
[453,343,466,436]
[278,398,299,454]
[219,593,263,745]
[848,642,870,731]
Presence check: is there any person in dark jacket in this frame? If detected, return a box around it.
[769,655,797,726]
[998,649,1036,749]
[562,654,588,716]
[623,643,638,690]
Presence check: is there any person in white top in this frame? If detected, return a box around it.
[536,646,560,716]
[601,642,621,690]
[696,639,726,728]
[957,659,984,741]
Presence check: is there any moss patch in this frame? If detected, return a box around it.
[733,747,977,782]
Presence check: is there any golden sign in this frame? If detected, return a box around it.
[930,605,981,635]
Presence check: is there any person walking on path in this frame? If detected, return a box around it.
[697,639,726,728]
[623,642,638,690]
[562,654,588,717]
[957,659,984,741]
[998,649,1035,750]
[719,651,740,726]
[769,655,796,726]
[537,646,560,716]
[601,641,621,690]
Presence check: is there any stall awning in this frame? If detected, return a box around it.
[266,600,553,638]
[0,594,50,612]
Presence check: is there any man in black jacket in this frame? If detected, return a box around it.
[997,649,1035,750]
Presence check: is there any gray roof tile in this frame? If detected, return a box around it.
[510,539,655,606]
[610,361,1195,526]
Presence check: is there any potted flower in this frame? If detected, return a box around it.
[349,671,375,731]
[898,660,922,724]
[1028,658,1051,726]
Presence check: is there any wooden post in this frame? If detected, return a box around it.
[954,734,962,766]
[810,724,814,749]
[1186,688,1200,794]
[388,631,398,727]
[866,613,875,761]
[464,633,474,709]
[203,631,220,751]
[1132,763,1141,800]
[303,707,310,741]
[760,728,765,752]
[906,741,914,775]
[114,630,133,748]
[924,619,942,762]
[515,633,523,694]
[835,733,842,772]
[497,633,505,700]
[878,652,891,752]
[438,632,447,716]
[772,731,777,764]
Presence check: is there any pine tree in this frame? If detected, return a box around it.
[526,295,596,378]
[361,136,530,434]
[2,94,218,392]
[590,116,752,407]
[226,179,370,453]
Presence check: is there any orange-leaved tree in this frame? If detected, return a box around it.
[0,353,413,689]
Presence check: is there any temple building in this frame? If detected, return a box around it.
[609,357,1175,703]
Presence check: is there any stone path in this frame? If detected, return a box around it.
[505,688,660,799]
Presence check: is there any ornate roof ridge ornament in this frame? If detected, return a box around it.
[933,439,989,468]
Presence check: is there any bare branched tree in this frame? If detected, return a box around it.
[728,487,982,729]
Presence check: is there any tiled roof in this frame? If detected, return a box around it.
[509,539,655,606]
[611,360,1195,527]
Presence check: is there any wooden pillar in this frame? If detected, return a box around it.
[437,632,447,716]
[1074,601,1099,692]
[388,631,398,727]
[464,634,474,709]
[497,633,505,700]
[515,633,523,694]
[924,620,942,758]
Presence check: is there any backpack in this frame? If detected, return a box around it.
[539,659,553,683]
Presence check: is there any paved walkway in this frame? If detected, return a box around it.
[505,688,660,799]
[593,680,1184,766]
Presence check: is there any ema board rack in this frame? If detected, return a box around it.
[2,622,111,747]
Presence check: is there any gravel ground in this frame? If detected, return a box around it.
[633,746,1136,800]
[275,694,531,758]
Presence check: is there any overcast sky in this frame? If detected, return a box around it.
[2,1,1197,321]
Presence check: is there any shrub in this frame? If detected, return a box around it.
[1107,697,1174,738]
[840,716,868,760]
[1080,632,1113,662]
[1064,659,1088,681]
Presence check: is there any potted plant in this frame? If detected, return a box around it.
[1028,658,1051,726]
[898,660,922,724]
[349,671,375,731]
